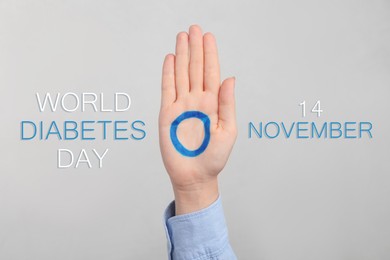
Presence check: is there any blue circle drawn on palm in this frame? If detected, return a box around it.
[170,111,211,157]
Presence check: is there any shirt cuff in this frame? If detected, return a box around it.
[163,196,232,260]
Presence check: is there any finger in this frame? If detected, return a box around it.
[161,54,176,107]
[189,25,204,93]
[218,77,236,131]
[203,32,220,94]
[175,32,190,98]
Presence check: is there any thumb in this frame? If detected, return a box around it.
[218,77,236,131]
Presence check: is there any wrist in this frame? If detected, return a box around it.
[173,178,219,215]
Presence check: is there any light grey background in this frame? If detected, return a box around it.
[1,0,390,259]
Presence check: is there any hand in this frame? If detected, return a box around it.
[159,25,237,215]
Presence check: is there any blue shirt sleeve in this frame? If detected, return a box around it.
[164,196,237,260]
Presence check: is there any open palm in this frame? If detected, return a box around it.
[159,25,236,212]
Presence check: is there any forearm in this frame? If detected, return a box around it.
[173,177,219,215]
[164,195,237,260]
